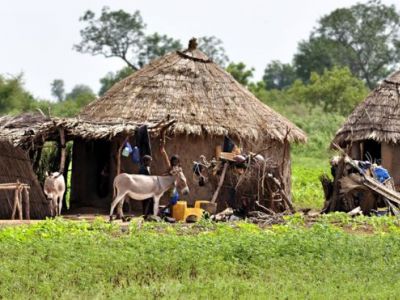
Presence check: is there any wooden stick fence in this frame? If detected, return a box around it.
[0,181,30,220]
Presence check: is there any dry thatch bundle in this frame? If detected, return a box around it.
[333,71,400,145]
[80,39,306,144]
[0,140,50,219]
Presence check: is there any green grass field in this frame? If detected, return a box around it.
[291,155,330,210]
[1,217,400,299]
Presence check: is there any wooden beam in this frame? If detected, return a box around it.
[211,163,229,204]
[59,127,66,173]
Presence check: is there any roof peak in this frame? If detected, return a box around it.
[188,38,198,50]
[177,38,211,63]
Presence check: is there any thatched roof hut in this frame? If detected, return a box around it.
[0,140,50,219]
[333,70,400,188]
[69,39,305,212]
[0,40,306,215]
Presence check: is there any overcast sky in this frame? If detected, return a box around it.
[0,0,398,100]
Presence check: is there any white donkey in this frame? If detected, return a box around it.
[110,167,189,220]
[44,172,66,216]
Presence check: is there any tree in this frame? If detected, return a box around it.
[66,84,95,105]
[198,36,229,67]
[263,61,297,90]
[137,33,182,68]
[74,7,181,71]
[0,74,35,114]
[50,79,65,102]
[226,62,254,86]
[289,67,368,115]
[294,0,400,88]
[99,66,134,96]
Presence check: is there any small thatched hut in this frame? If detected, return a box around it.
[71,38,306,211]
[0,140,50,219]
[333,71,400,188]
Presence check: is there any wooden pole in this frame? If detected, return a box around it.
[33,148,42,173]
[23,187,30,220]
[11,188,18,220]
[211,163,229,204]
[59,127,66,173]
[18,187,23,220]
[116,136,129,175]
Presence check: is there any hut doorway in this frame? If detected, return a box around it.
[70,139,113,213]
[362,140,381,163]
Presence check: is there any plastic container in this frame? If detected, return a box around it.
[184,208,204,222]
[172,201,187,221]
[172,201,204,222]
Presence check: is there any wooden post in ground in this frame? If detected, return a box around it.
[17,186,23,220]
[11,186,19,220]
[23,187,30,220]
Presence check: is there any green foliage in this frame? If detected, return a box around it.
[263,60,297,90]
[294,0,400,87]
[50,79,65,102]
[99,66,134,96]
[291,156,330,209]
[226,62,254,86]
[65,84,94,100]
[74,7,146,70]
[35,84,96,117]
[138,33,182,68]
[197,36,230,67]
[0,74,35,114]
[290,67,368,115]
[2,219,400,298]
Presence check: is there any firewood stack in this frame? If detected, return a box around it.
[321,151,400,216]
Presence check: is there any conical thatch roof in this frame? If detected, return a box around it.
[80,39,306,143]
[333,71,400,145]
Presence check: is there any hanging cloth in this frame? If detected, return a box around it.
[131,146,141,164]
[135,125,152,158]
[223,136,235,152]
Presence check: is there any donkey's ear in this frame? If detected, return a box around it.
[45,171,49,177]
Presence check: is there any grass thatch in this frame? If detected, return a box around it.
[0,112,173,150]
[80,40,306,144]
[334,71,400,145]
[0,140,50,219]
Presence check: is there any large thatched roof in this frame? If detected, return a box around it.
[333,71,400,145]
[0,140,50,219]
[80,39,306,143]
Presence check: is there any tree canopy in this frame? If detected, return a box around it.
[74,7,228,70]
[290,67,368,115]
[50,79,65,102]
[99,66,134,96]
[0,74,35,114]
[263,61,297,90]
[294,0,400,88]
[226,62,254,86]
